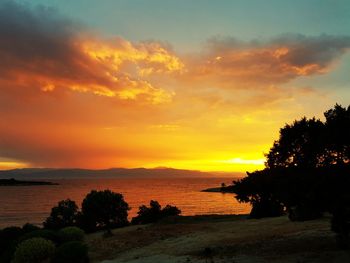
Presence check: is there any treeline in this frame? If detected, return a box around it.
[44,190,181,232]
[0,190,181,263]
[231,104,350,248]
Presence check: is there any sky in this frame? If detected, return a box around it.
[0,0,350,172]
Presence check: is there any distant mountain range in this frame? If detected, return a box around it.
[0,167,244,179]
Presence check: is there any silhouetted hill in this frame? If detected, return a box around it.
[0,167,217,179]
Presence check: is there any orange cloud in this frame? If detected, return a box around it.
[184,35,350,88]
[0,2,183,105]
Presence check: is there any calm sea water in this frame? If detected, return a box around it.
[0,177,250,228]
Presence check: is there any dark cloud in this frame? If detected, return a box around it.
[0,1,94,81]
[0,1,180,102]
[271,34,350,67]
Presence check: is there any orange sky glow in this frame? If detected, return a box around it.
[1,2,349,173]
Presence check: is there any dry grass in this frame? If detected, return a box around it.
[87,215,350,263]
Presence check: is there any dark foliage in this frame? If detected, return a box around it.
[21,223,40,233]
[322,104,350,166]
[266,104,350,169]
[80,190,130,232]
[0,227,23,249]
[58,226,85,243]
[18,229,61,245]
[249,198,284,219]
[12,237,55,263]
[0,224,44,262]
[131,200,181,224]
[44,199,79,230]
[0,227,23,263]
[231,104,350,242]
[266,117,325,169]
[162,204,181,217]
[52,241,89,263]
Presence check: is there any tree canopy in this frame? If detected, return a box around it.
[80,190,130,232]
[44,199,79,230]
[232,104,350,221]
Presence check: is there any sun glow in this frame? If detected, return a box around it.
[0,161,28,170]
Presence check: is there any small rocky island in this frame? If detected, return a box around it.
[0,178,58,186]
[201,184,235,193]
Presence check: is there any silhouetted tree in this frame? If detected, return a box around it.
[80,190,129,232]
[232,169,285,218]
[265,117,324,169]
[322,104,350,166]
[232,104,350,223]
[44,199,79,230]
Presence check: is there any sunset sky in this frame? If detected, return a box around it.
[1,0,350,172]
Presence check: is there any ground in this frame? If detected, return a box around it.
[87,214,350,263]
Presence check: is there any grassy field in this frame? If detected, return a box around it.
[87,214,350,263]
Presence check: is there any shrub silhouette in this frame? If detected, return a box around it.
[12,237,55,263]
[44,199,79,230]
[131,200,181,224]
[52,241,89,263]
[161,204,181,217]
[59,226,85,243]
[80,190,130,232]
[21,223,40,233]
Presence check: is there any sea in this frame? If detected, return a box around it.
[0,177,251,228]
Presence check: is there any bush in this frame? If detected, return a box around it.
[59,226,85,243]
[80,190,130,232]
[44,199,79,230]
[12,237,55,263]
[0,227,23,244]
[52,241,89,263]
[249,198,284,219]
[0,226,23,248]
[22,223,40,233]
[131,200,181,225]
[161,205,181,217]
[131,200,161,225]
[0,226,23,259]
[19,229,60,245]
[288,204,323,221]
[330,203,350,249]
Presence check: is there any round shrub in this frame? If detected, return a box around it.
[12,237,55,263]
[59,226,85,243]
[19,229,60,245]
[52,241,89,263]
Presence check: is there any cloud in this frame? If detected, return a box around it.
[0,1,183,104]
[185,34,350,88]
